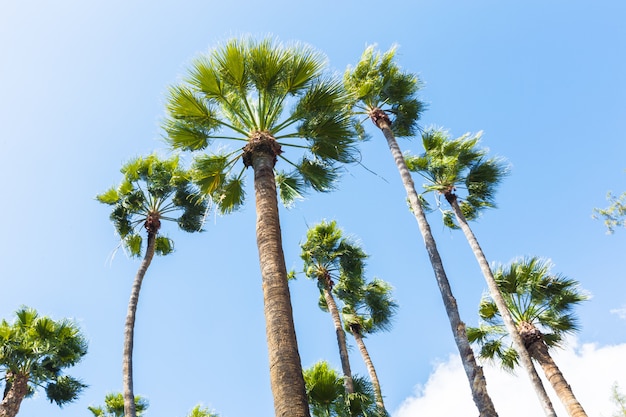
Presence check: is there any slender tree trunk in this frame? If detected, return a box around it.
[447,196,558,417]
[520,322,587,417]
[371,110,498,417]
[351,329,386,415]
[252,152,310,417]
[322,287,355,394]
[0,372,29,417]
[123,231,156,417]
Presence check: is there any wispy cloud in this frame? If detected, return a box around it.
[611,306,626,320]
[393,339,626,417]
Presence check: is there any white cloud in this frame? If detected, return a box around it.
[611,306,626,320]
[393,339,626,417]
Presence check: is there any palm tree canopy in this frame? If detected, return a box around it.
[97,153,207,257]
[303,361,380,417]
[344,45,424,137]
[339,278,398,336]
[88,393,149,417]
[163,37,359,213]
[467,257,589,370]
[405,128,508,227]
[300,220,367,295]
[186,404,219,417]
[0,307,88,406]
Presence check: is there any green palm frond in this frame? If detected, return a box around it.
[297,158,339,192]
[214,176,246,214]
[275,171,304,207]
[124,234,142,258]
[45,375,87,406]
[344,44,423,137]
[155,236,174,256]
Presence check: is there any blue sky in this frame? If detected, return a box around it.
[1,1,625,416]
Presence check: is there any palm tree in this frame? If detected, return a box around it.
[164,37,358,417]
[0,307,87,417]
[303,361,379,417]
[186,404,219,417]
[593,189,626,233]
[97,154,207,417]
[406,128,558,416]
[338,278,397,415]
[344,45,499,416]
[88,393,149,417]
[468,257,589,417]
[300,220,367,395]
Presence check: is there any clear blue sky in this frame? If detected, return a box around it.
[1,1,625,416]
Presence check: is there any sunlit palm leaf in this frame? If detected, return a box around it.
[297,158,338,192]
[275,171,304,207]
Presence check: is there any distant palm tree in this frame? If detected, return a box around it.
[468,257,589,417]
[339,278,397,415]
[406,128,557,416]
[300,221,367,395]
[88,392,149,417]
[303,361,379,417]
[186,404,219,417]
[97,154,206,417]
[344,45,498,417]
[0,307,87,417]
[164,37,358,417]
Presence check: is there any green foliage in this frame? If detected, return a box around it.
[406,128,508,227]
[186,404,220,417]
[344,45,424,137]
[467,257,588,370]
[340,279,398,336]
[164,37,358,213]
[593,190,626,234]
[87,392,149,417]
[0,307,87,408]
[303,361,381,417]
[97,154,207,257]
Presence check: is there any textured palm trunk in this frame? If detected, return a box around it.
[520,322,588,417]
[123,231,156,417]
[0,371,29,417]
[371,109,498,417]
[252,152,310,417]
[447,196,557,417]
[322,287,355,394]
[351,328,386,414]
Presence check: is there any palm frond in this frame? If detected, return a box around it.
[297,158,338,192]
[275,171,304,207]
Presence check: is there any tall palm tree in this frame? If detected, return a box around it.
[468,257,589,417]
[97,154,207,417]
[406,128,558,416]
[344,45,499,417]
[0,307,87,417]
[300,220,367,396]
[164,37,358,417]
[338,278,397,415]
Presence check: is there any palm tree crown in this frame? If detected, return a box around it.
[97,153,207,256]
[0,307,87,414]
[343,45,424,138]
[405,128,508,228]
[164,37,358,212]
[468,257,588,368]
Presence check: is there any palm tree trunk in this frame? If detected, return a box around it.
[352,329,386,414]
[252,152,310,417]
[521,324,587,417]
[322,287,355,394]
[372,111,498,417]
[123,231,156,417]
[0,372,29,417]
[447,195,558,417]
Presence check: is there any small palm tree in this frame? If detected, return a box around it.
[0,307,87,417]
[303,361,379,417]
[186,404,219,417]
[97,154,207,417]
[339,278,397,415]
[468,257,589,417]
[344,46,499,417]
[406,129,558,416]
[88,393,149,417]
[300,221,367,395]
[164,37,358,417]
